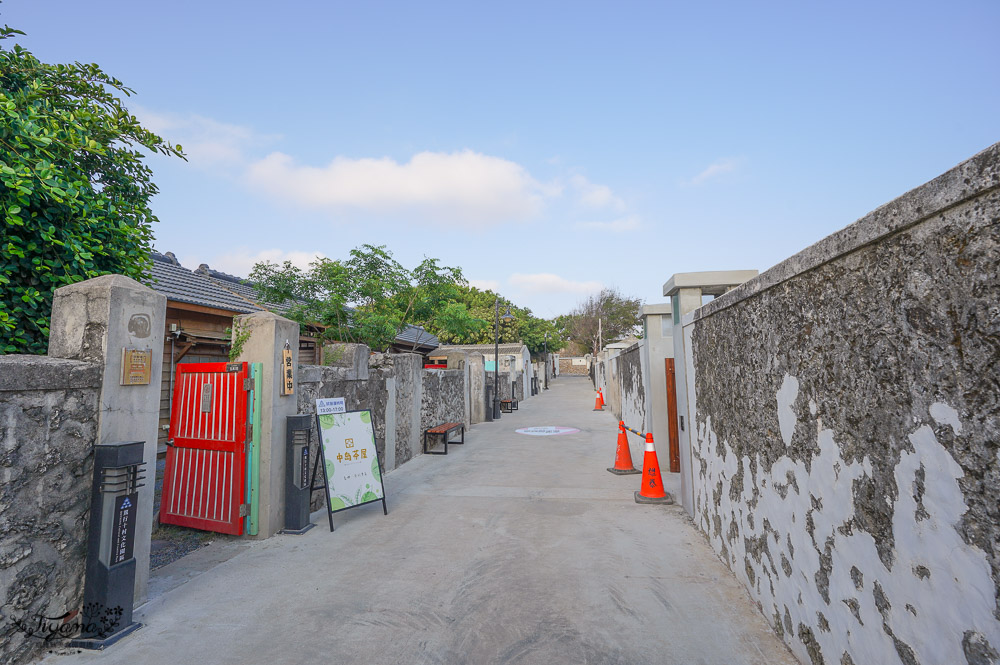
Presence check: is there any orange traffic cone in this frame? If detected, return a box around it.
[635,433,673,504]
[593,391,604,410]
[598,389,606,408]
[608,421,640,475]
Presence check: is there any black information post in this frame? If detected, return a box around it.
[70,441,145,649]
[281,415,315,534]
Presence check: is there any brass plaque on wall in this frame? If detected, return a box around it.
[120,348,152,386]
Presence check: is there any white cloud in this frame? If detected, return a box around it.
[508,273,603,295]
[570,174,625,211]
[468,278,501,292]
[200,247,325,278]
[134,107,279,168]
[245,150,557,226]
[684,157,744,186]
[578,216,642,232]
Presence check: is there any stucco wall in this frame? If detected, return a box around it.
[0,356,102,665]
[685,143,1000,665]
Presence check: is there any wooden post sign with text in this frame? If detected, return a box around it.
[281,348,294,395]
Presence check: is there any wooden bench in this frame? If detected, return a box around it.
[423,422,465,455]
[500,398,518,413]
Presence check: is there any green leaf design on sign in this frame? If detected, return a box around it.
[329,496,346,510]
[319,414,336,429]
[325,459,335,479]
[361,491,378,503]
[371,456,381,482]
[360,411,371,424]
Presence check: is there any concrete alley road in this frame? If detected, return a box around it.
[46,376,796,665]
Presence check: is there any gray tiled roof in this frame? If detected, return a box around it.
[148,252,263,313]
[193,263,293,314]
[434,343,526,355]
[393,325,439,349]
[149,252,438,350]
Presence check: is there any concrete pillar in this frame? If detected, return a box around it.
[233,311,299,538]
[47,274,166,605]
[663,270,758,516]
[442,350,471,429]
[467,352,486,424]
[639,304,675,475]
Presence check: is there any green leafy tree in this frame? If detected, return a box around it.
[429,284,565,357]
[249,244,485,352]
[0,24,183,354]
[557,287,642,356]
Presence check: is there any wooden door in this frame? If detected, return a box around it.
[665,359,680,473]
[160,362,249,535]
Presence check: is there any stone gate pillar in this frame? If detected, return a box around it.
[48,274,166,605]
[233,311,299,538]
[663,270,758,516]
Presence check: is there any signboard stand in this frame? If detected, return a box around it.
[310,401,388,532]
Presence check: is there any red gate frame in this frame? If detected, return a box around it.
[160,362,249,535]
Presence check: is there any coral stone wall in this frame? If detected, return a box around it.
[0,356,101,665]
[687,143,1000,665]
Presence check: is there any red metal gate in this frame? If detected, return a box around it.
[160,362,249,535]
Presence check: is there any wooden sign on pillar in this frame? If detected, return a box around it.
[281,347,294,395]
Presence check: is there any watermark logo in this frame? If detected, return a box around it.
[8,603,123,642]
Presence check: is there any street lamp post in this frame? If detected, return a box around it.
[493,297,514,420]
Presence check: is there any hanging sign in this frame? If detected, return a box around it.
[312,407,387,531]
[281,348,294,395]
[515,426,580,436]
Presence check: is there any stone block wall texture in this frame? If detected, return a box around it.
[419,369,466,431]
[686,143,1000,665]
[297,365,374,512]
[387,353,422,468]
[298,350,466,511]
[0,356,101,665]
[511,370,524,402]
[616,344,646,433]
[486,371,514,401]
[558,358,590,376]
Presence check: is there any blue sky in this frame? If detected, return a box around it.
[7,1,999,317]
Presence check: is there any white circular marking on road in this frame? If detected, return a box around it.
[515,426,580,436]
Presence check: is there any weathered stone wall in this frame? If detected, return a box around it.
[419,369,466,431]
[0,356,101,665]
[685,143,1000,665]
[559,357,590,376]
[298,350,473,510]
[511,370,524,402]
[616,343,646,432]
[486,371,514,401]
[297,364,374,512]
[388,353,422,468]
